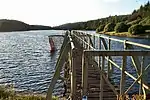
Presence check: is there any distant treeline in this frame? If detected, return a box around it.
[0,19,52,32]
[54,1,150,30]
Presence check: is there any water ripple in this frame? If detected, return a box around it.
[0,30,65,95]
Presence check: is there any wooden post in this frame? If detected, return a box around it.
[139,56,144,95]
[98,37,101,99]
[93,35,95,49]
[46,33,69,100]
[107,38,111,78]
[88,36,90,50]
[99,37,101,50]
[100,56,105,100]
[82,52,88,96]
[120,40,127,95]
[120,56,126,95]
[71,49,76,99]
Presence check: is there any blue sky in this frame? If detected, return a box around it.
[0,0,149,26]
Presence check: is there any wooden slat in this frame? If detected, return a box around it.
[85,50,150,56]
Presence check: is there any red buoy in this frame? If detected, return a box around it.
[49,37,55,53]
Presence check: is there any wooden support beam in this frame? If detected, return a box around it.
[120,56,126,95]
[82,52,88,96]
[48,35,64,37]
[70,49,76,100]
[72,33,95,50]
[46,34,69,100]
[100,56,104,100]
[105,57,150,91]
[84,50,150,56]
[88,55,119,96]
[107,38,112,78]
[93,35,95,49]
[101,38,108,50]
[139,56,144,95]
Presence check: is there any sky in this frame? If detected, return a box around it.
[0,0,149,26]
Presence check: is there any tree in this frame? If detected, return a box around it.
[104,23,116,32]
[115,22,128,33]
[96,24,105,33]
[128,24,145,35]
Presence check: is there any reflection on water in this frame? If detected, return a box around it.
[0,30,64,95]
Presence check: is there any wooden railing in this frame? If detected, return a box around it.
[72,31,150,100]
[46,31,76,100]
[46,30,150,100]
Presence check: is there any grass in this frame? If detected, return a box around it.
[99,30,150,38]
[0,85,58,100]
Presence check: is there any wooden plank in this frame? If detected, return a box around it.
[85,32,150,49]
[87,56,119,96]
[120,56,126,95]
[100,56,105,100]
[85,50,150,56]
[105,57,150,90]
[107,38,112,78]
[82,52,88,96]
[71,49,76,99]
[48,35,64,37]
[46,34,69,100]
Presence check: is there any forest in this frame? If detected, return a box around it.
[54,1,150,35]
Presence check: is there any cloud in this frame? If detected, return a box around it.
[102,0,121,3]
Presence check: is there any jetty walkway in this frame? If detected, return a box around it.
[46,31,150,100]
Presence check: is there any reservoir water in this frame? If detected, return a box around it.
[0,30,150,96]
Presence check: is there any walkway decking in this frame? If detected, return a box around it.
[64,39,117,100]
[46,31,150,100]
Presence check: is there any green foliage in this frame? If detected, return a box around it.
[128,1,150,22]
[127,19,141,25]
[115,22,128,33]
[139,16,150,25]
[54,1,150,31]
[55,15,129,30]
[104,23,115,32]
[128,24,145,35]
[143,25,150,30]
[0,85,58,100]
[96,24,105,33]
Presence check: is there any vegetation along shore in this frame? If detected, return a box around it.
[54,1,150,38]
[0,85,58,100]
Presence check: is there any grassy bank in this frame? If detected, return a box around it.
[0,85,58,100]
[99,30,150,38]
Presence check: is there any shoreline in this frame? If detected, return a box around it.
[98,31,150,39]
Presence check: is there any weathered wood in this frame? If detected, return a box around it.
[48,35,64,37]
[51,31,150,100]
[46,34,69,100]
[82,52,88,96]
[100,56,105,100]
[63,35,117,100]
[105,57,150,90]
[85,50,150,56]
[139,56,144,95]
[107,38,112,78]
[93,33,150,49]
[120,56,126,95]
[71,49,76,99]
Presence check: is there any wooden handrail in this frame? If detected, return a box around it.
[48,30,150,100]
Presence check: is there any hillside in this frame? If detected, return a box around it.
[54,15,129,30]
[54,1,150,30]
[0,19,52,32]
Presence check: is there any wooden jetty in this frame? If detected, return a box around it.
[46,31,150,100]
